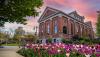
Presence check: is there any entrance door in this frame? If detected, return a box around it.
[63,26,67,34]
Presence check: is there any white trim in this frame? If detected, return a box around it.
[39,12,93,29]
[39,7,59,22]
[39,13,63,23]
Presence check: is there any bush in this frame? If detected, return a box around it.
[47,38,52,43]
[70,52,85,57]
[62,38,72,44]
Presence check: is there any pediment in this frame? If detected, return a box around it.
[69,11,79,18]
[85,21,92,27]
[38,7,60,22]
[68,11,84,20]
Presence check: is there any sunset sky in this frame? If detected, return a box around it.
[4,0,100,32]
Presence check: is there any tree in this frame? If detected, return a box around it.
[15,27,25,35]
[14,27,25,37]
[13,27,25,43]
[0,32,10,45]
[0,32,5,40]
[96,11,100,38]
[0,0,43,26]
[24,34,38,43]
[0,32,10,40]
[13,27,26,47]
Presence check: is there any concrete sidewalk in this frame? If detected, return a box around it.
[0,46,23,57]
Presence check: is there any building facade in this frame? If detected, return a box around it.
[38,7,95,43]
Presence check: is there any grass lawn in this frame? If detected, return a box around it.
[2,43,19,46]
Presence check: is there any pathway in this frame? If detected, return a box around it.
[0,46,23,57]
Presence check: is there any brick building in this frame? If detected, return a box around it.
[38,7,95,43]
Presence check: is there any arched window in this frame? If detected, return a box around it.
[47,23,50,34]
[41,25,43,33]
[76,24,78,33]
[63,26,67,34]
[54,20,58,33]
[54,25,58,33]
[41,25,43,36]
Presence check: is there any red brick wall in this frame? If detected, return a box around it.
[39,15,95,39]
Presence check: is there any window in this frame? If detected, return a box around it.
[41,25,43,33]
[54,20,58,33]
[54,25,58,33]
[76,24,78,32]
[41,25,43,36]
[81,27,82,32]
[47,23,50,34]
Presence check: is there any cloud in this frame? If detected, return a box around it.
[43,0,99,29]
[5,0,100,32]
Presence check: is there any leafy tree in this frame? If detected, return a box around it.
[24,34,38,43]
[0,0,43,26]
[15,27,25,35]
[13,27,25,44]
[0,32,10,45]
[0,32,10,40]
[0,32,5,40]
[96,11,100,38]
[13,34,22,41]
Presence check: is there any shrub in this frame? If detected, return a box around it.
[70,52,85,57]
[47,38,52,43]
[62,38,72,44]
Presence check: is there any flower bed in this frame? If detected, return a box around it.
[18,43,100,57]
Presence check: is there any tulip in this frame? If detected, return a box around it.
[24,43,100,57]
[57,49,61,53]
[66,53,70,57]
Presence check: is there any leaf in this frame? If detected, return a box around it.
[0,0,43,26]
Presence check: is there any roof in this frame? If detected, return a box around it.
[38,7,62,22]
[38,6,93,28]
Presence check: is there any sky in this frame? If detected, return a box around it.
[4,0,100,32]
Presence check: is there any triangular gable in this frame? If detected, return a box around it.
[69,11,79,18]
[38,7,60,22]
[68,11,84,20]
[85,21,92,27]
